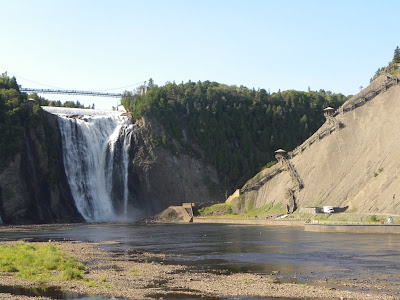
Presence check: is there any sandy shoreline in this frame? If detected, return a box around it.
[0,239,398,300]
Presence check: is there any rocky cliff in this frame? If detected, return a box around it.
[127,116,223,218]
[0,111,84,224]
[231,74,400,215]
[0,110,223,224]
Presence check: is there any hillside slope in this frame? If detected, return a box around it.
[233,74,400,214]
[122,81,348,193]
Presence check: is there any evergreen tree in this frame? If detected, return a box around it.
[393,46,400,64]
[148,78,154,89]
[122,81,348,192]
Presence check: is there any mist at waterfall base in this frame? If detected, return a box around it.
[43,107,141,222]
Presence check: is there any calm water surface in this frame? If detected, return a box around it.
[1,223,400,283]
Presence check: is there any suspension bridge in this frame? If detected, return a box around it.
[20,88,123,98]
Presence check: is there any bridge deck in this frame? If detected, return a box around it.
[21,88,122,98]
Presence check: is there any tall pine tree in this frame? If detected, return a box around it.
[392,46,400,64]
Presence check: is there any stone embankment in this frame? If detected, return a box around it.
[193,216,400,234]
[305,223,400,234]
[193,217,305,226]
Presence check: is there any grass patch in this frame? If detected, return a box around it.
[251,160,278,181]
[0,242,84,282]
[291,212,399,224]
[61,268,83,280]
[368,214,379,222]
[244,278,253,284]
[312,213,330,221]
[88,280,96,288]
[244,203,286,218]
[247,198,255,212]
[131,267,141,276]
[198,203,235,216]
[198,202,287,219]
[267,277,281,284]
[262,160,277,170]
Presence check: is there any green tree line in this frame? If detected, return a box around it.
[0,73,86,169]
[0,74,29,167]
[29,93,90,109]
[122,80,348,192]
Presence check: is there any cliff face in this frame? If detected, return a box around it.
[126,116,223,218]
[0,111,223,224]
[232,75,400,214]
[0,112,84,224]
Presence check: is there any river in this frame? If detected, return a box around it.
[1,222,399,286]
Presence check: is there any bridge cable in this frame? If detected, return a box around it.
[7,71,63,89]
[91,81,145,92]
[7,71,146,92]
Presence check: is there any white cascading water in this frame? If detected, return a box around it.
[42,106,134,222]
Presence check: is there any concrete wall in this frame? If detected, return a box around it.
[225,189,240,204]
[305,224,400,234]
[194,217,305,227]
[299,207,322,214]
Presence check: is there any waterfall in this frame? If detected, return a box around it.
[42,107,135,222]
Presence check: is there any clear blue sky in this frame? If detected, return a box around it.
[1,0,399,109]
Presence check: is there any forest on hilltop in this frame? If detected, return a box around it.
[0,73,88,169]
[122,81,349,192]
[0,74,38,168]
[0,72,349,193]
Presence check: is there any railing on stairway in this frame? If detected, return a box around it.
[280,157,303,191]
[289,74,399,159]
[240,167,282,193]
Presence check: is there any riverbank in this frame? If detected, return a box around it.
[193,216,305,226]
[192,215,400,234]
[0,239,397,300]
[305,223,400,233]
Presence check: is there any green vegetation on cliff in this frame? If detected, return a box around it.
[0,74,30,167]
[370,46,400,82]
[122,80,348,191]
[197,203,235,216]
[0,73,89,169]
[0,74,58,170]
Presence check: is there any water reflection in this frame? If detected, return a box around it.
[1,223,400,284]
[0,285,111,299]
